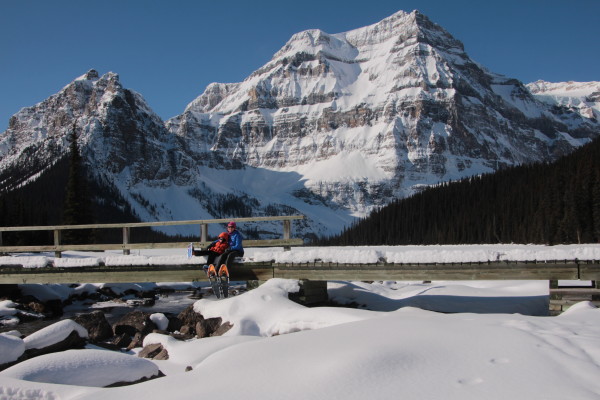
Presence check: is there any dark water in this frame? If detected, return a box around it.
[1,291,200,336]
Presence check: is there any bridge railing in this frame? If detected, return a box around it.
[0,215,305,257]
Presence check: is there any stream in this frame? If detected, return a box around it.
[1,290,201,336]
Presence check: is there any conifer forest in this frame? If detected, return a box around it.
[324,136,600,246]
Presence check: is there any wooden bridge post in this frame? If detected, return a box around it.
[283,220,291,251]
[54,229,62,258]
[123,227,130,255]
[288,280,328,306]
[200,224,208,243]
[549,279,600,315]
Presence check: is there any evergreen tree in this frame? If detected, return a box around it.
[592,169,600,242]
[62,123,93,244]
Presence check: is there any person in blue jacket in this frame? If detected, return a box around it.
[215,221,244,270]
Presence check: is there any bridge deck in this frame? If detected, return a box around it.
[1,260,599,284]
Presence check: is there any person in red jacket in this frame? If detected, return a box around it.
[192,232,230,269]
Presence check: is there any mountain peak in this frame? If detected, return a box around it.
[73,69,120,85]
[85,69,99,80]
[75,69,100,81]
[273,28,351,61]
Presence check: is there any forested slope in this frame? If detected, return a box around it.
[323,137,600,245]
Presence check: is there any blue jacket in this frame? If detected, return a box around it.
[228,229,244,254]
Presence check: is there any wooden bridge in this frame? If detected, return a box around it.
[0,215,304,257]
[1,216,599,313]
[1,258,599,315]
[1,259,599,285]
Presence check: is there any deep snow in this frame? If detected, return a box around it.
[0,245,599,399]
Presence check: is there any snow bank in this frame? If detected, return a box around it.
[1,277,600,399]
[0,333,25,364]
[77,298,600,400]
[1,245,600,399]
[23,320,88,350]
[149,313,169,331]
[0,300,18,318]
[142,333,260,371]
[0,349,159,387]
[328,280,550,315]
[194,279,380,336]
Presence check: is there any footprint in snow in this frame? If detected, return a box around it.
[456,377,484,386]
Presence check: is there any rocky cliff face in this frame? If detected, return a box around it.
[1,10,599,238]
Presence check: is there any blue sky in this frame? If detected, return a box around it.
[1,0,598,128]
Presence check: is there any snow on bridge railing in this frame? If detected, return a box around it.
[0,215,305,257]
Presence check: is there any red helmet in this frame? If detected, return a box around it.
[227,221,237,229]
[218,232,229,240]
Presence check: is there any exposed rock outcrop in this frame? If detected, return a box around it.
[72,311,113,343]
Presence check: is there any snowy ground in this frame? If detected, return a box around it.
[1,244,600,399]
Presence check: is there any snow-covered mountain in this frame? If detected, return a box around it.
[526,80,600,121]
[0,70,183,189]
[1,10,599,239]
[166,10,599,219]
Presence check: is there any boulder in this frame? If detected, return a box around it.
[111,333,132,348]
[196,317,223,338]
[212,321,233,337]
[13,309,44,323]
[22,319,88,358]
[170,332,194,341]
[24,330,87,359]
[153,348,169,360]
[166,314,182,332]
[178,324,193,336]
[23,299,63,318]
[72,311,113,342]
[113,310,156,337]
[138,343,163,359]
[177,305,204,336]
[126,332,144,350]
[177,305,204,326]
[104,371,166,387]
[44,299,64,317]
[26,301,45,314]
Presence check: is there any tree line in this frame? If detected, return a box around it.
[321,136,600,246]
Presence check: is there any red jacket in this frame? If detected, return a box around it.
[209,239,229,254]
